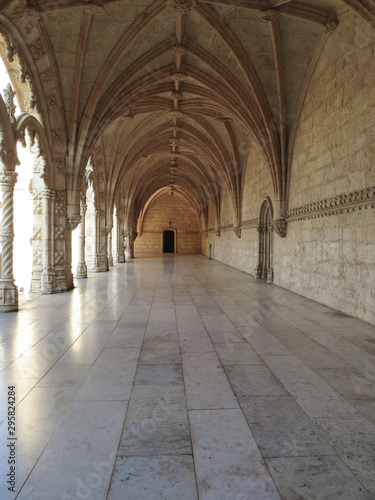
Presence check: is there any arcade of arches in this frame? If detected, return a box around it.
[0,0,374,327]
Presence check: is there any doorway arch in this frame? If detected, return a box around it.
[163,230,175,253]
[255,198,273,284]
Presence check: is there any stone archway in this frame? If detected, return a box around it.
[256,198,274,284]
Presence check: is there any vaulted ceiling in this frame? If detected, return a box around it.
[1,0,374,226]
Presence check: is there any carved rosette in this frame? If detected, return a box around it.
[272,218,287,238]
[167,0,196,13]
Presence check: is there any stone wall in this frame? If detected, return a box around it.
[201,13,375,325]
[135,194,201,254]
[275,13,375,325]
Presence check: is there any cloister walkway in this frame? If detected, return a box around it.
[0,254,374,499]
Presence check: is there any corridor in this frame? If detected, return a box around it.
[0,255,375,499]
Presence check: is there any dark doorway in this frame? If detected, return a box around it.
[163,230,175,253]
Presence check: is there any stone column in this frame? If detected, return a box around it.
[0,171,18,312]
[76,203,87,278]
[41,188,57,294]
[116,217,125,263]
[107,228,113,267]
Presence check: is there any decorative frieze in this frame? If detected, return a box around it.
[287,186,375,222]
[29,39,45,60]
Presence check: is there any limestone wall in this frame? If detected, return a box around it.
[201,13,375,325]
[275,13,375,325]
[202,144,274,275]
[135,194,201,254]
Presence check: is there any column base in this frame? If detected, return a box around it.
[255,266,262,279]
[41,267,57,294]
[76,262,87,279]
[108,256,114,267]
[0,281,18,312]
[117,253,125,263]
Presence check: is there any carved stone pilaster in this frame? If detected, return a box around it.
[0,171,18,312]
[273,218,287,238]
[76,204,87,279]
[40,188,57,294]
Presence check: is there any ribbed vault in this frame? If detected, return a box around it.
[1,0,374,237]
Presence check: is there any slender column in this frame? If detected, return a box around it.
[116,218,125,263]
[0,171,18,312]
[76,203,87,278]
[41,188,57,294]
[107,229,113,267]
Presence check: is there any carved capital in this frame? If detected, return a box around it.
[0,170,18,186]
[273,218,287,238]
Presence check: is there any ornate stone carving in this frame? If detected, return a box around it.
[172,43,186,56]
[167,0,196,13]
[29,39,45,60]
[55,200,65,216]
[234,226,241,238]
[32,251,42,266]
[33,199,42,214]
[3,83,17,125]
[98,173,104,182]
[46,93,57,108]
[287,186,375,221]
[11,4,25,24]
[172,72,187,82]
[55,226,64,240]
[272,218,287,238]
[324,20,338,33]
[66,215,81,231]
[40,69,54,84]
[54,251,65,265]
[32,225,42,240]
[260,9,279,22]
[85,0,104,15]
[52,129,63,143]
[0,31,15,62]
[54,158,65,174]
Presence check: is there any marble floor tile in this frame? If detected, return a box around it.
[239,395,334,457]
[313,416,375,497]
[134,364,183,385]
[224,364,289,397]
[214,341,263,365]
[75,347,140,401]
[108,455,198,500]
[266,455,373,499]
[182,352,239,409]
[189,409,280,499]
[139,339,181,364]
[16,401,127,500]
[118,385,191,456]
[1,255,374,499]
[37,363,91,387]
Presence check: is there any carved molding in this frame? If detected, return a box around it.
[287,186,375,222]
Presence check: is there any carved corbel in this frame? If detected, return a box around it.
[66,214,81,231]
[273,218,287,238]
[234,226,241,238]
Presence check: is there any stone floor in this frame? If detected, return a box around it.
[1,254,375,500]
